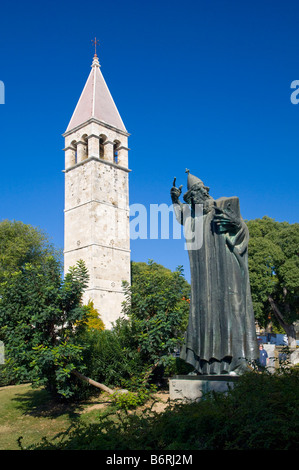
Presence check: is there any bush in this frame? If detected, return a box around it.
[164,357,195,377]
[25,368,299,450]
[0,258,89,397]
[0,364,13,387]
[72,322,145,401]
[121,261,191,378]
[111,386,156,411]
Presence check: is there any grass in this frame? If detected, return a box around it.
[2,369,298,450]
[0,383,112,450]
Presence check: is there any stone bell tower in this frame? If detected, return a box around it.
[63,51,131,328]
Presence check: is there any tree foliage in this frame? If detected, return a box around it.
[0,257,89,397]
[75,261,191,396]
[120,260,191,380]
[78,325,144,392]
[247,217,299,344]
[0,220,60,284]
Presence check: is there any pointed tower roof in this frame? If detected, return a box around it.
[65,54,127,134]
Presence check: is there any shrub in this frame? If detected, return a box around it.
[75,323,145,397]
[25,368,299,450]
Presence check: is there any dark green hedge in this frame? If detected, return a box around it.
[26,368,299,450]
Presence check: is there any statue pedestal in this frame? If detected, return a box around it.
[169,375,239,402]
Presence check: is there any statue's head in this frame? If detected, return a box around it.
[183,170,212,206]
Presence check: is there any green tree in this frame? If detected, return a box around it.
[0,257,89,397]
[247,217,299,346]
[120,260,191,382]
[0,220,61,284]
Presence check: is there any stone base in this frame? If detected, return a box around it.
[290,349,299,366]
[169,375,239,402]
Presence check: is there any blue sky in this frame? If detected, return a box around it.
[0,0,298,282]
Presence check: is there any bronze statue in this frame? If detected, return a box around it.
[171,170,258,375]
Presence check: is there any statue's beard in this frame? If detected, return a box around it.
[192,194,214,214]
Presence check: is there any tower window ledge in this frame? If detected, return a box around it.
[64,155,131,173]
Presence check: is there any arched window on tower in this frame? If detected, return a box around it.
[99,134,107,159]
[71,140,78,164]
[81,134,88,160]
[113,140,120,164]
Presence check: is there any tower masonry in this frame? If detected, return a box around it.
[63,53,131,328]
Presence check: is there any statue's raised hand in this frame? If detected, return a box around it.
[170,177,183,203]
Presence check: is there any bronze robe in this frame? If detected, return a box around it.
[178,196,258,374]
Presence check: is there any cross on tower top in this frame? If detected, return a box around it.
[91,37,100,56]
